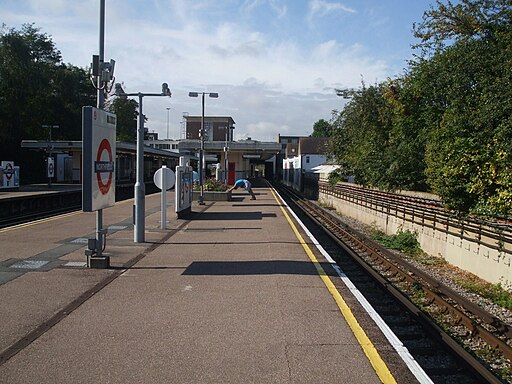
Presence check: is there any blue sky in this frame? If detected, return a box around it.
[1,0,443,141]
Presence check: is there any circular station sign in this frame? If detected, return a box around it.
[154,166,175,191]
[95,138,114,195]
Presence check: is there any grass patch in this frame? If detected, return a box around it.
[456,280,512,311]
[371,228,423,256]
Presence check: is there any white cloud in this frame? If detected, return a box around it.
[241,0,287,19]
[1,0,397,142]
[308,0,356,19]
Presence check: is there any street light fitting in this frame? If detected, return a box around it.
[112,81,173,243]
[188,92,218,98]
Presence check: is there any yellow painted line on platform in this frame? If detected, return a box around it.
[270,188,397,384]
[0,211,82,233]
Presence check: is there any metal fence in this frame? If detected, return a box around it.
[318,181,512,257]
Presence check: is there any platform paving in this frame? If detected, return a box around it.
[0,186,419,383]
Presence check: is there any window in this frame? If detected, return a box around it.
[306,156,310,164]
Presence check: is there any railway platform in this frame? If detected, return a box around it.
[0,185,422,383]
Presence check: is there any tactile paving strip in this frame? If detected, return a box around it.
[10,260,50,269]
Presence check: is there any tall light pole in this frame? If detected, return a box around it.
[188,92,218,204]
[166,107,170,139]
[115,83,172,243]
[223,125,232,184]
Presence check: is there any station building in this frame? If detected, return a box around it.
[19,114,282,186]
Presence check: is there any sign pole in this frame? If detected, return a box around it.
[96,0,106,258]
[161,165,167,229]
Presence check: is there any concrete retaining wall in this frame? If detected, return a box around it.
[319,191,512,287]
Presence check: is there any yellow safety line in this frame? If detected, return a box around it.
[0,211,82,233]
[270,188,397,384]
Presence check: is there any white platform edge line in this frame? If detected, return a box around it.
[273,188,434,384]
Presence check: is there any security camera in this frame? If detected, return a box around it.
[109,59,116,79]
[114,83,125,96]
[162,83,172,97]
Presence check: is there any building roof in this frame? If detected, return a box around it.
[20,140,184,159]
[310,164,339,174]
[183,116,236,125]
[298,137,329,155]
[178,139,281,161]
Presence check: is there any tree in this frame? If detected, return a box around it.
[327,0,512,216]
[413,0,512,55]
[412,0,512,215]
[107,96,138,142]
[329,82,395,189]
[311,119,332,137]
[0,24,96,182]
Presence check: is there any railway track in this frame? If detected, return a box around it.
[273,182,511,384]
[0,203,82,228]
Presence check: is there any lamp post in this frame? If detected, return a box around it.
[166,107,170,139]
[188,91,218,204]
[115,82,172,243]
[223,125,234,184]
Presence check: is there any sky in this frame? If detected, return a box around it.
[1,0,440,142]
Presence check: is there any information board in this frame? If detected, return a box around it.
[175,164,193,219]
[82,106,117,212]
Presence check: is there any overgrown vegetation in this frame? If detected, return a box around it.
[371,228,423,256]
[456,279,512,311]
[327,0,512,217]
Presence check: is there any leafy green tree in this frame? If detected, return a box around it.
[311,119,332,137]
[106,97,138,142]
[412,0,512,215]
[329,82,395,189]
[413,0,512,55]
[0,24,96,182]
[328,0,511,216]
[0,24,61,156]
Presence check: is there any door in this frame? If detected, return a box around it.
[228,162,236,185]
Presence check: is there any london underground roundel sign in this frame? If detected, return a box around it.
[83,106,116,212]
[96,138,114,195]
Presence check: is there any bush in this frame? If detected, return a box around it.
[195,179,229,192]
[372,228,422,255]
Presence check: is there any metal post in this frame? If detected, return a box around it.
[134,93,145,242]
[224,127,228,184]
[96,0,106,258]
[166,107,170,139]
[198,93,205,205]
[161,166,167,229]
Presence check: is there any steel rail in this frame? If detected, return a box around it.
[276,183,509,384]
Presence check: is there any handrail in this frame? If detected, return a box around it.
[318,181,512,256]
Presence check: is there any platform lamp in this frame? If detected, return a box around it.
[188,91,219,205]
[115,82,172,243]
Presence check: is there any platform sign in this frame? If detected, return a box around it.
[47,157,55,178]
[175,164,193,219]
[0,161,19,189]
[82,106,116,212]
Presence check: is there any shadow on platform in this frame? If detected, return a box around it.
[181,260,338,276]
[191,212,276,220]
